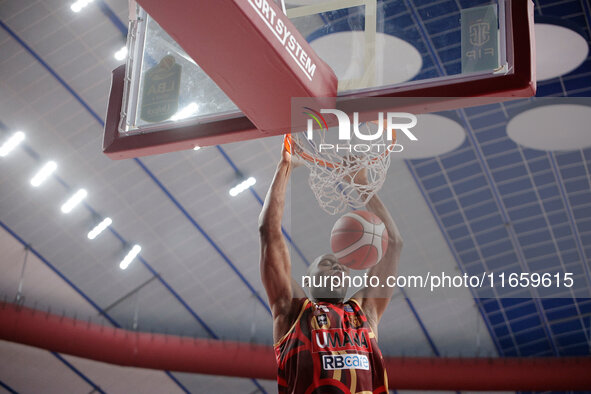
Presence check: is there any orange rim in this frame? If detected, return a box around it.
[284,134,339,169]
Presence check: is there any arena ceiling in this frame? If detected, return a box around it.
[0,0,590,393]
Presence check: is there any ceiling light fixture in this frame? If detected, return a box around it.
[120,244,141,269]
[114,46,128,61]
[61,188,87,213]
[507,104,591,151]
[534,23,588,81]
[229,177,256,197]
[0,131,25,157]
[71,0,94,13]
[88,217,112,240]
[30,161,57,187]
[389,114,466,159]
[310,32,422,88]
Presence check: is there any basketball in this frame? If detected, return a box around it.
[330,210,389,270]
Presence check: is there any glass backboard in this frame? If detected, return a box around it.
[104,0,535,159]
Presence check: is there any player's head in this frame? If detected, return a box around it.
[306,253,349,303]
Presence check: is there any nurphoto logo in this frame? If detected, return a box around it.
[303,108,418,153]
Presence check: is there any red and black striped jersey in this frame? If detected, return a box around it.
[274,298,388,393]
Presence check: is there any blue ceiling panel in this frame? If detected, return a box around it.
[448,224,471,239]
[408,0,591,353]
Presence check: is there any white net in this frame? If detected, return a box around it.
[288,122,395,215]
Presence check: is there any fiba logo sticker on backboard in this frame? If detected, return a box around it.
[461,4,499,72]
[470,21,490,46]
[302,108,419,153]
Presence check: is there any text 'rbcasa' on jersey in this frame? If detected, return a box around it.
[274,298,388,394]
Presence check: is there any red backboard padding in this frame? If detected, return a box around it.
[137,0,338,134]
[104,0,535,159]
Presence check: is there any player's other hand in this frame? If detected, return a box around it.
[353,167,369,185]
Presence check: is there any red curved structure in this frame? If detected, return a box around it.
[1,302,590,390]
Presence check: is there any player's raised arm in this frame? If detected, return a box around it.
[351,169,403,329]
[259,144,305,341]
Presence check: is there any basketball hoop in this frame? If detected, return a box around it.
[284,122,395,215]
